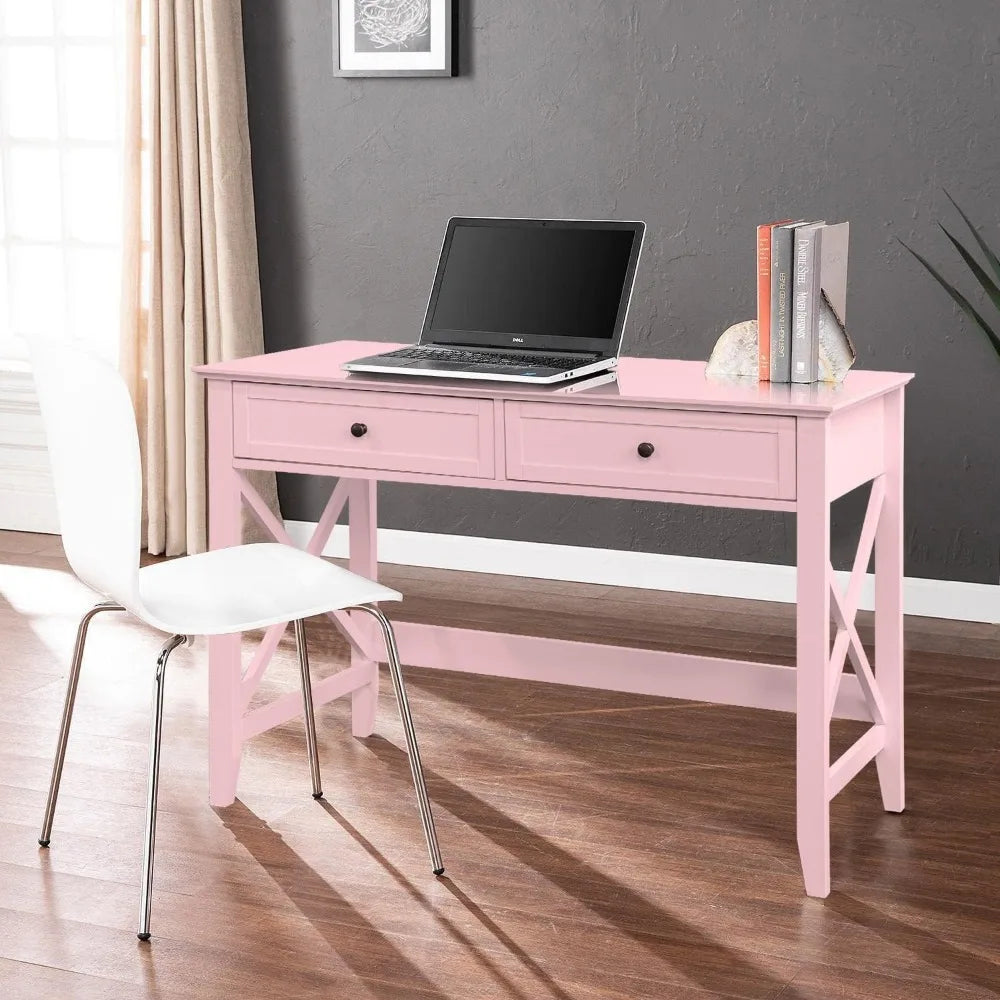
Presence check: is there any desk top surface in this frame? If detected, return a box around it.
[198,341,912,417]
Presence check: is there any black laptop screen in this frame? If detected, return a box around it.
[427,221,638,343]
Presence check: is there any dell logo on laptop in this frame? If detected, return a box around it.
[512,337,524,343]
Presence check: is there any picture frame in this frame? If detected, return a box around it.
[334,0,456,78]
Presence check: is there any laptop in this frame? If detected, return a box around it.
[343,217,645,384]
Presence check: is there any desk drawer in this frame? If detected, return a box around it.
[505,402,796,499]
[234,383,495,478]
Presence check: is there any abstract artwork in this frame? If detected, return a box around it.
[335,0,455,77]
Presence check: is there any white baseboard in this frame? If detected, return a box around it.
[285,520,1000,625]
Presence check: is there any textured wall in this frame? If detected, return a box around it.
[242,0,1000,585]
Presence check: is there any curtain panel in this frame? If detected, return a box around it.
[121,0,277,555]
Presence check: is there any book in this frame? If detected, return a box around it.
[819,221,849,338]
[791,223,824,384]
[815,223,852,381]
[756,219,792,382]
[769,222,806,383]
[756,225,772,381]
[787,221,849,383]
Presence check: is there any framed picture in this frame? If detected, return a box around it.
[334,0,456,77]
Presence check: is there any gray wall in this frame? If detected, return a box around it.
[242,0,1000,585]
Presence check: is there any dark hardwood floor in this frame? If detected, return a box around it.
[0,529,998,999]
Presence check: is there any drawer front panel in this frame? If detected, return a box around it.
[234,384,495,478]
[505,402,796,499]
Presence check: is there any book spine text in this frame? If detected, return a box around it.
[770,226,793,382]
[791,226,822,384]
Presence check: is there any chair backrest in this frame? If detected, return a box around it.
[30,339,143,609]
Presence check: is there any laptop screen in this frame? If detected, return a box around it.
[423,219,643,353]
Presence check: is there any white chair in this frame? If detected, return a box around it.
[29,339,443,941]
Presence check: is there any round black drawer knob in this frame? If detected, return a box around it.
[350,422,367,438]
[637,441,655,458]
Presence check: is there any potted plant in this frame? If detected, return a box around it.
[900,191,1000,362]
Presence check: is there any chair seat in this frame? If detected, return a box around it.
[135,543,401,635]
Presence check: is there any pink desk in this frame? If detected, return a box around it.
[198,341,912,898]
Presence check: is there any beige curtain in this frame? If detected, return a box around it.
[120,0,278,555]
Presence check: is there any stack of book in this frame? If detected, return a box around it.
[756,219,850,383]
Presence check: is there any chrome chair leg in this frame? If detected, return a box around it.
[38,600,124,848]
[137,634,186,942]
[352,605,444,875]
[294,619,323,800]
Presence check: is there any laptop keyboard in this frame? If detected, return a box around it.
[383,347,587,370]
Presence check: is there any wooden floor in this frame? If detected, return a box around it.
[1,529,998,1000]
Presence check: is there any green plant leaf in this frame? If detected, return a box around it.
[943,188,1000,286]
[938,223,1000,315]
[899,238,1000,361]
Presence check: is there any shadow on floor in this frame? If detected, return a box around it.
[361,735,809,1000]
[219,799,443,996]
[220,798,563,1000]
[315,798,576,1000]
[830,894,1000,996]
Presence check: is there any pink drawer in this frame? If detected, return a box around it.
[234,383,495,478]
[505,402,796,500]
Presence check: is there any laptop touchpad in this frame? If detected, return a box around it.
[409,359,475,371]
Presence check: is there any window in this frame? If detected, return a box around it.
[0,0,126,366]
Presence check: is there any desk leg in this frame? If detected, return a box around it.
[207,380,243,807]
[796,419,832,898]
[875,389,905,812]
[349,479,380,738]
